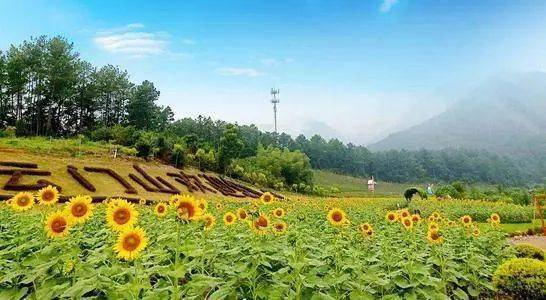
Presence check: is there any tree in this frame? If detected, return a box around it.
[127,80,160,130]
[218,124,243,173]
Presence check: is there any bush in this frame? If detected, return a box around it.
[493,258,546,299]
[514,244,545,261]
[510,189,532,206]
[436,184,462,199]
[135,132,156,158]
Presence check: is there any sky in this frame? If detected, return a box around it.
[1,0,546,144]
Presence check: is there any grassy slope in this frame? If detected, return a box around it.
[313,169,413,197]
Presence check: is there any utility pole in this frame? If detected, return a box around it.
[270,88,280,134]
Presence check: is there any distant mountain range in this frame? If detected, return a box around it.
[369,72,546,180]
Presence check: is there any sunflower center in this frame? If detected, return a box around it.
[239,211,247,219]
[332,212,343,222]
[257,216,268,227]
[113,208,130,225]
[72,203,88,217]
[388,214,395,220]
[42,190,55,201]
[276,210,282,216]
[178,202,195,218]
[51,217,67,233]
[404,220,411,226]
[275,224,284,231]
[205,217,213,226]
[17,196,30,206]
[226,215,233,222]
[430,231,440,240]
[157,205,165,213]
[264,195,271,202]
[122,234,141,251]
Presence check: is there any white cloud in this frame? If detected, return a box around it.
[380,0,398,13]
[94,23,190,59]
[215,67,263,77]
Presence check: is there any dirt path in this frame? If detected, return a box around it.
[510,235,546,250]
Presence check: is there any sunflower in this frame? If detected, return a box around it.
[490,213,501,224]
[154,203,168,217]
[472,227,480,237]
[460,215,472,226]
[197,198,208,212]
[215,202,223,211]
[359,223,373,233]
[272,221,287,235]
[327,208,347,226]
[399,209,410,219]
[65,195,93,224]
[171,195,202,221]
[385,211,398,223]
[107,199,139,231]
[237,208,248,221]
[139,198,147,205]
[401,218,413,230]
[10,192,35,211]
[260,192,274,205]
[447,220,456,227]
[273,207,285,218]
[223,212,237,225]
[37,185,59,205]
[201,214,216,230]
[431,211,441,220]
[411,214,421,223]
[250,213,270,234]
[44,211,71,238]
[363,229,374,237]
[427,229,443,244]
[114,227,148,260]
[428,221,439,231]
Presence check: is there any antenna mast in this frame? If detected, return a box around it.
[270,88,280,134]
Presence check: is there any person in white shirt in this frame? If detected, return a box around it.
[367,176,377,193]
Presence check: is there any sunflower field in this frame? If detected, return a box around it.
[0,188,521,299]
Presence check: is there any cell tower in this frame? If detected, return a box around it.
[270,88,280,134]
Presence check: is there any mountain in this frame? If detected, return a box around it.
[369,72,546,180]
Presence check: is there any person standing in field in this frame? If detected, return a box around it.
[367,176,377,194]
[427,184,434,195]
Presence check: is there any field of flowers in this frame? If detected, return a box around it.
[0,188,522,299]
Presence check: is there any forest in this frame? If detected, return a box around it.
[0,36,537,188]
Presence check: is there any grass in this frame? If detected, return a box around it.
[0,136,114,157]
[313,169,414,197]
[477,219,544,234]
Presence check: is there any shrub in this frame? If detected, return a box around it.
[493,258,546,299]
[510,189,532,206]
[514,244,545,261]
[436,184,462,199]
[135,132,156,158]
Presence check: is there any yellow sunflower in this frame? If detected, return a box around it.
[447,220,456,227]
[273,207,285,218]
[363,229,374,237]
[472,227,480,237]
[154,202,168,217]
[399,209,410,219]
[37,185,59,205]
[431,212,441,220]
[10,192,34,211]
[272,221,287,235]
[359,223,373,234]
[428,221,439,231]
[401,218,413,230]
[250,213,270,234]
[385,211,398,223]
[411,214,421,223]
[327,208,347,226]
[201,214,216,230]
[139,198,147,205]
[44,211,71,238]
[171,195,202,221]
[114,227,148,260]
[223,212,237,226]
[260,192,274,205]
[215,202,223,211]
[197,198,208,212]
[237,208,248,221]
[490,213,501,224]
[427,229,443,244]
[106,199,139,231]
[65,195,94,224]
[460,215,472,227]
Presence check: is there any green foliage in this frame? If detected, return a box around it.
[135,132,157,158]
[217,124,243,173]
[514,244,545,261]
[231,145,313,190]
[493,258,546,299]
[194,148,217,171]
[410,199,534,223]
[171,143,186,168]
[435,184,462,199]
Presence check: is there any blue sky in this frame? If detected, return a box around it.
[1,0,546,144]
